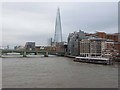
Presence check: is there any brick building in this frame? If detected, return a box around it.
[96,32,106,39]
[95,32,119,42]
[95,32,120,55]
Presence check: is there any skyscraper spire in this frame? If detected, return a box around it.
[54,8,62,43]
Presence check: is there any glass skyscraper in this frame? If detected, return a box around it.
[54,8,62,43]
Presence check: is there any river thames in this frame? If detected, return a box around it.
[2,55,118,88]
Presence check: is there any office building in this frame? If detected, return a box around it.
[25,42,35,51]
[67,30,85,56]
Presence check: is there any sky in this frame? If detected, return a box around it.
[1,2,118,48]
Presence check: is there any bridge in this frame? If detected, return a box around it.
[0,49,65,57]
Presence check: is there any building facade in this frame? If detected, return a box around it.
[25,42,35,51]
[55,42,66,52]
[79,37,119,59]
[80,38,90,57]
[67,30,85,56]
[80,37,105,57]
[101,39,116,58]
[86,32,120,56]
[96,32,119,42]
[96,32,106,39]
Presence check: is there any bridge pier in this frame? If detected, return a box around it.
[23,51,27,57]
[0,50,2,57]
[35,52,38,55]
[44,52,48,57]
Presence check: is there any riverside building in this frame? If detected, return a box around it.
[79,37,118,59]
[25,42,35,51]
[80,37,105,57]
[67,30,85,56]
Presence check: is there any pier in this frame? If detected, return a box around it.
[0,50,2,57]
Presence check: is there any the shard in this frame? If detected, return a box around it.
[54,8,62,43]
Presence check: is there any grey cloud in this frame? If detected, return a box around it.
[61,2,118,33]
[2,2,118,47]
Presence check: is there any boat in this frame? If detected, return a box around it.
[74,57,113,65]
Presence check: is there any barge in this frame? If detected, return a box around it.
[74,57,113,65]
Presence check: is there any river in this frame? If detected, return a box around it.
[2,55,118,88]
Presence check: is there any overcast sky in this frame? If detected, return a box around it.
[2,2,118,47]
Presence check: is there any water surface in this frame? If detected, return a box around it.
[2,55,118,88]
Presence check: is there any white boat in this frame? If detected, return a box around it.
[74,57,113,65]
[7,53,20,55]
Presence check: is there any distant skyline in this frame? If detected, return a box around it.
[2,2,118,47]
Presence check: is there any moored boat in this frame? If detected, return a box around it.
[74,57,113,65]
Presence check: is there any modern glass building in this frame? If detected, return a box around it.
[54,8,62,43]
